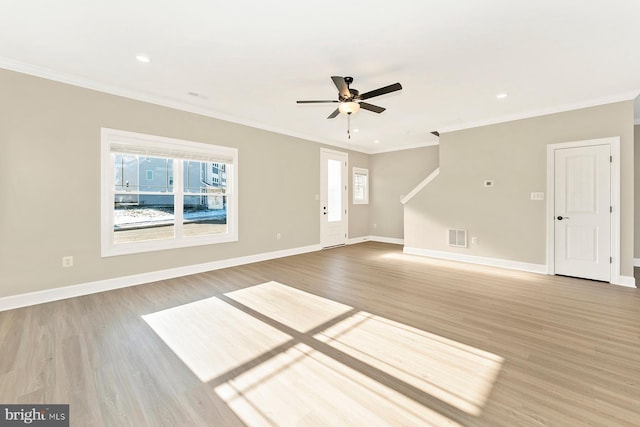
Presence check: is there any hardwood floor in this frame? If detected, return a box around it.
[1,242,639,426]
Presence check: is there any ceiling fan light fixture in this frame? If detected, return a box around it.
[339,101,360,115]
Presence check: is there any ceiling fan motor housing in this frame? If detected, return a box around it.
[340,90,359,102]
[342,77,359,101]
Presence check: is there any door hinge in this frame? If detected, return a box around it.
[610,155,613,163]
[610,257,613,264]
[610,206,613,213]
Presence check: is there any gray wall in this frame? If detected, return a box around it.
[370,146,439,240]
[635,124,640,262]
[405,101,635,276]
[0,69,369,298]
[346,150,371,239]
[0,67,634,300]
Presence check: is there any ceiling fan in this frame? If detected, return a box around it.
[297,76,402,119]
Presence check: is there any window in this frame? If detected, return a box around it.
[101,128,238,256]
[353,167,369,205]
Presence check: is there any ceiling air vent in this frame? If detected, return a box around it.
[448,229,467,248]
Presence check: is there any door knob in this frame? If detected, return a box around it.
[557,215,569,220]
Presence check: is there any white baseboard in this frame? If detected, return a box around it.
[348,236,404,245]
[403,247,548,274]
[5,242,632,312]
[348,236,369,245]
[404,247,637,287]
[0,244,322,312]
[368,236,404,245]
[616,276,637,288]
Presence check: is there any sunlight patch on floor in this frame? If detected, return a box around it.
[225,281,353,332]
[143,281,503,425]
[315,312,504,416]
[214,343,462,427]
[142,296,291,382]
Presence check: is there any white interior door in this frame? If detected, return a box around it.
[320,149,348,248]
[554,144,611,281]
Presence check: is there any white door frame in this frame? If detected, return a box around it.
[320,148,348,248]
[546,136,621,284]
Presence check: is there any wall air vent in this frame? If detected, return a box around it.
[448,229,467,248]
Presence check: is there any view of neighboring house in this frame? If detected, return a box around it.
[113,155,228,229]
[197,161,227,210]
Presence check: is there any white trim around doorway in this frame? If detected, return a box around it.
[546,137,623,285]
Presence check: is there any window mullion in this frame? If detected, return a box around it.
[174,159,184,240]
[108,153,116,247]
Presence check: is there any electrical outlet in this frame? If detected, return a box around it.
[373,223,377,229]
[276,232,281,240]
[62,256,73,267]
[471,236,479,245]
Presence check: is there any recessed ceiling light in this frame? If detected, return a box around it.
[496,93,508,99]
[374,139,380,144]
[136,55,150,63]
[353,128,359,133]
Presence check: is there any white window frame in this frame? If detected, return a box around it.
[352,167,369,205]
[101,128,238,257]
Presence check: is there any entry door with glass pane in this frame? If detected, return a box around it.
[320,149,348,248]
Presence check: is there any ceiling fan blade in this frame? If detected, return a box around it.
[331,76,351,99]
[297,100,339,104]
[327,108,340,119]
[359,82,402,100]
[359,102,386,114]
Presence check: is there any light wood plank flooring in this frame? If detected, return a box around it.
[1,242,639,426]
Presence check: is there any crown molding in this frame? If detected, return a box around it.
[438,90,640,134]
[2,57,637,153]
[0,57,376,154]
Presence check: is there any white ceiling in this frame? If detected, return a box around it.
[1,0,639,153]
